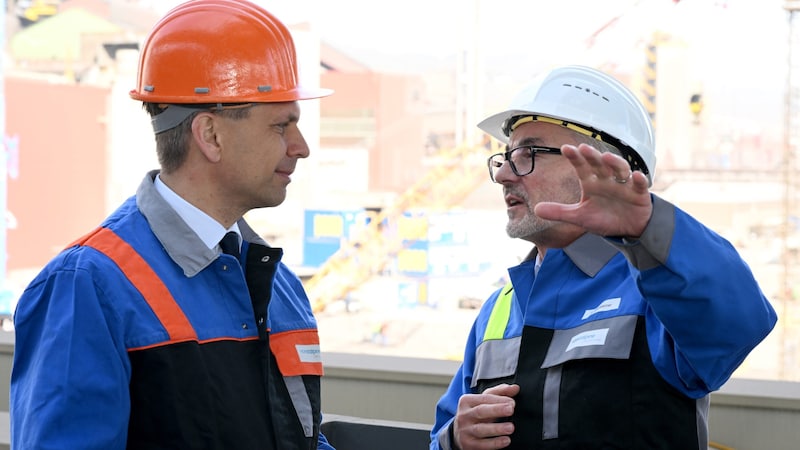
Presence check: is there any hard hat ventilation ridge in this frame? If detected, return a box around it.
[562,83,611,103]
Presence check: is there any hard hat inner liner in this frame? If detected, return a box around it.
[504,114,649,176]
[150,103,253,134]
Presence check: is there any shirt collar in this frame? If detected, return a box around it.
[136,171,261,277]
[154,174,240,250]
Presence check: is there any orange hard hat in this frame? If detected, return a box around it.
[129,0,331,104]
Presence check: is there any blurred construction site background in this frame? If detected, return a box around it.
[1,0,798,382]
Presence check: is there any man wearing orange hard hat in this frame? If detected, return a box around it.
[10,1,336,448]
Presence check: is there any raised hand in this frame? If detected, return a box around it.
[534,143,652,239]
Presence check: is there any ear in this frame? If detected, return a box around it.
[191,112,222,163]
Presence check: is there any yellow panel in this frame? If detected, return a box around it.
[417,281,428,305]
[313,214,344,238]
[397,249,428,272]
[398,216,428,240]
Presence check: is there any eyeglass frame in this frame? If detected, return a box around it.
[487,145,562,183]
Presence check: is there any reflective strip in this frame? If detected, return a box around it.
[270,329,324,376]
[437,420,455,450]
[483,282,514,341]
[696,395,710,449]
[542,366,562,440]
[75,227,197,343]
[284,376,314,437]
[471,337,521,389]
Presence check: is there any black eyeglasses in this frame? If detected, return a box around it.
[487,145,562,183]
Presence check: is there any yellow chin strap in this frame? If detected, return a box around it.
[509,115,605,143]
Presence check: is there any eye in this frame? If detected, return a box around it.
[512,147,533,163]
[272,122,289,135]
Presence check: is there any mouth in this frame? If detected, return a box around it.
[275,168,294,181]
[504,191,525,209]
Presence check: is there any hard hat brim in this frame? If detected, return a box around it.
[129,86,333,104]
[477,109,533,144]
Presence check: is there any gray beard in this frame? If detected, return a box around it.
[504,176,582,241]
[505,206,556,240]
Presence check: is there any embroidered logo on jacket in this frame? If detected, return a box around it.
[582,297,621,320]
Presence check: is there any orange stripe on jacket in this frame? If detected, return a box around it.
[270,329,324,376]
[74,227,198,343]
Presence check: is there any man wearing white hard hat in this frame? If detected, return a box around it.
[430,65,777,450]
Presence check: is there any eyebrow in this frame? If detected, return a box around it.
[510,136,546,148]
[266,102,301,123]
[284,111,300,124]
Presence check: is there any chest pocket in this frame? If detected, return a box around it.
[541,314,638,369]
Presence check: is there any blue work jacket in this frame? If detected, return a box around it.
[11,172,334,450]
[431,195,777,450]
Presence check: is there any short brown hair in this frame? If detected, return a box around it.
[143,103,252,174]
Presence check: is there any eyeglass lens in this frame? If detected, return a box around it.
[488,147,534,182]
[487,146,562,183]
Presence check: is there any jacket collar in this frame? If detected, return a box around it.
[136,170,269,277]
[524,233,619,278]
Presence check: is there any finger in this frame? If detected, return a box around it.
[472,421,515,438]
[576,143,608,171]
[568,143,639,184]
[459,423,514,450]
[457,434,512,450]
[461,385,518,409]
[455,416,514,450]
[599,151,634,181]
[629,170,650,193]
[561,144,607,181]
[611,171,632,185]
[459,396,515,422]
[533,200,581,224]
[482,383,520,398]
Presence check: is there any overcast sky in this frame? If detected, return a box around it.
[152,0,791,138]
[154,0,786,65]
[154,0,662,65]
[151,0,790,94]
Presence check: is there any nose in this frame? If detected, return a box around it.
[492,159,517,184]
[287,125,310,159]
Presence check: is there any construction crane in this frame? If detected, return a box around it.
[14,0,60,26]
[304,140,502,313]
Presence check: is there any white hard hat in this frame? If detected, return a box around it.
[478,65,656,186]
